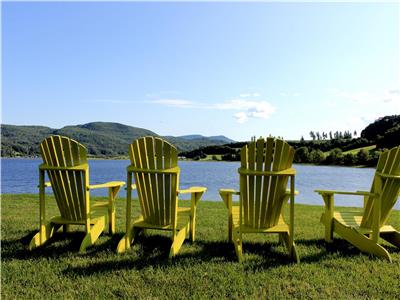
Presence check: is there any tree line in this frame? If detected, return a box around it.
[307,130,356,141]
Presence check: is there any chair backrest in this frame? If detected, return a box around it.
[239,137,295,229]
[40,135,88,221]
[129,136,179,226]
[361,145,400,228]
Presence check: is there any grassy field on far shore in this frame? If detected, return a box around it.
[1,194,399,299]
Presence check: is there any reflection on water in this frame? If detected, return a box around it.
[2,158,397,209]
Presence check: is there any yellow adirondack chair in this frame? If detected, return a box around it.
[117,136,206,258]
[29,135,125,252]
[219,137,299,262]
[316,145,400,262]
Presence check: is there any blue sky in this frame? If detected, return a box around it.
[2,2,399,141]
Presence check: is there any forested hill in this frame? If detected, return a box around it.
[179,115,400,167]
[0,122,235,157]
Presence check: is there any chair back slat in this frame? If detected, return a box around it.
[129,137,179,226]
[40,136,87,221]
[259,138,274,228]
[254,138,265,227]
[240,145,249,226]
[361,146,400,228]
[240,138,294,229]
[155,138,165,224]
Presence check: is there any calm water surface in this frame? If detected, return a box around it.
[2,158,397,209]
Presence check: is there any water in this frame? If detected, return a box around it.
[1,158,398,209]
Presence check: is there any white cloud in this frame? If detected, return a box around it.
[150,99,198,108]
[214,99,276,122]
[239,92,261,98]
[239,93,251,98]
[149,97,276,123]
[234,112,248,123]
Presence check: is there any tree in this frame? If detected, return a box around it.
[309,131,316,140]
[300,136,305,143]
[343,130,352,139]
[316,132,321,140]
[334,131,339,139]
[356,149,370,165]
[329,131,333,140]
[325,148,343,164]
[353,130,357,137]
[343,153,356,165]
[309,149,324,164]
[294,147,310,163]
[376,124,400,149]
[361,115,400,141]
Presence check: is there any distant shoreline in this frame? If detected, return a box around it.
[0,156,373,168]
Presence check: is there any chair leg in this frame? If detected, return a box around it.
[116,226,142,254]
[232,229,243,262]
[228,216,233,242]
[334,220,392,262]
[190,214,196,242]
[79,217,105,253]
[29,222,58,250]
[108,186,121,235]
[233,238,243,262]
[321,213,334,243]
[280,232,300,263]
[169,225,188,259]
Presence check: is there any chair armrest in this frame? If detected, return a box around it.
[178,186,207,208]
[315,189,379,214]
[88,181,125,190]
[219,189,240,210]
[376,172,400,180]
[219,189,240,195]
[177,186,207,194]
[315,189,377,197]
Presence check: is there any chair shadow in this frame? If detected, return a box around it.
[61,234,235,277]
[61,238,299,277]
[1,230,124,261]
[296,237,400,263]
[3,230,399,278]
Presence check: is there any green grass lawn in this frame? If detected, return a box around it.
[342,145,376,155]
[1,194,399,299]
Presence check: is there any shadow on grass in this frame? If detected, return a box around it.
[296,238,400,263]
[3,230,399,277]
[60,238,331,277]
[1,230,124,261]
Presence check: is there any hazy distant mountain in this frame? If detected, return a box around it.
[1,122,235,157]
[178,134,235,143]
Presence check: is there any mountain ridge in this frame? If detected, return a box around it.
[1,122,236,157]
[177,134,235,143]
